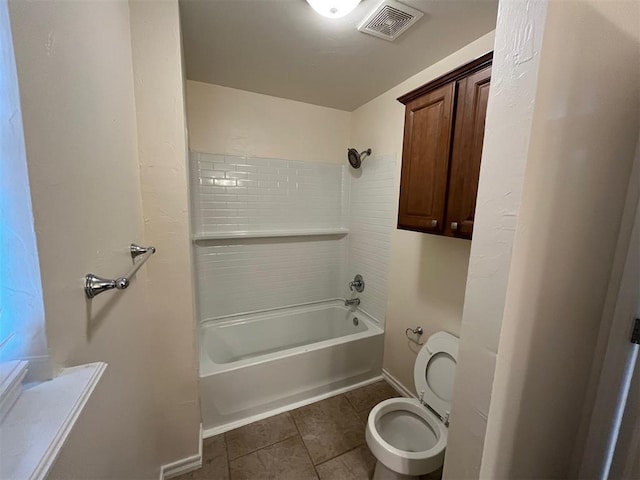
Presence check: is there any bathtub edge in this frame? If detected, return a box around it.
[202,375,383,439]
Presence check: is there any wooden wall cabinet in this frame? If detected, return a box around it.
[397,52,492,239]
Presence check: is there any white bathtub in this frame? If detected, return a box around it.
[199,300,384,435]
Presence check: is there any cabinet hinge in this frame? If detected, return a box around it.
[632,318,640,345]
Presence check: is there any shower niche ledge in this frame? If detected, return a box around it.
[192,228,349,241]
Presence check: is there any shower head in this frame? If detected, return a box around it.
[347,148,372,169]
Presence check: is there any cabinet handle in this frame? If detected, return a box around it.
[451,222,458,230]
[431,220,438,228]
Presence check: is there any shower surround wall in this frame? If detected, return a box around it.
[191,153,349,319]
[196,237,347,318]
[191,154,349,235]
[190,151,396,323]
[347,154,397,323]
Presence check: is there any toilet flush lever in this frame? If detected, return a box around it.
[405,326,424,346]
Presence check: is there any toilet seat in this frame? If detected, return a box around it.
[414,331,459,421]
[366,331,459,478]
[366,398,447,476]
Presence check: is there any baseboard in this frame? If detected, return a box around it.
[160,424,203,480]
[382,368,415,398]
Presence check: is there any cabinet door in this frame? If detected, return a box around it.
[445,65,491,239]
[398,82,455,232]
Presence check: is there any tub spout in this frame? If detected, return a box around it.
[345,298,360,307]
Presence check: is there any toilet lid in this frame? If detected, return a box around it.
[414,331,459,420]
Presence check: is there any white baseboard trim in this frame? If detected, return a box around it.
[160,423,203,480]
[203,375,384,439]
[382,368,415,399]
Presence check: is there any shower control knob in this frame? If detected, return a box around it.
[349,274,365,293]
[451,222,458,231]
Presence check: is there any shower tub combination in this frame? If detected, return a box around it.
[199,300,384,436]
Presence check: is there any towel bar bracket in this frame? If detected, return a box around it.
[84,243,155,299]
[130,244,155,259]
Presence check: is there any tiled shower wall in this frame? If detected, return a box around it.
[346,154,397,323]
[191,152,396,324]
[191,153,348,234]
[195,236,347,319]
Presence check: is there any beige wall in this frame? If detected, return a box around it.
[444,2,549,476]
[186,80,350,163]
[9,1,156,477]
[9,0,199,477]
[480,1,640,478]
[129,0,201,466]
[350,32,495,394]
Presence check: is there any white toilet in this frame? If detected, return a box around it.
[366,331,459,480]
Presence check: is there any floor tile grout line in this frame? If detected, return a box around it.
[290,407,320,479]
[293,394,360,460]
[342,393,367,429]
[312,442,368,469]
[226,430,300,463]
[344,380,396,419]
[343,391,360,414]
[292,392,370,467]
[223,433,231,479]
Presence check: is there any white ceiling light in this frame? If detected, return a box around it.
[306,0,361,18]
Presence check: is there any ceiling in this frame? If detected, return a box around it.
[179,0,498,111]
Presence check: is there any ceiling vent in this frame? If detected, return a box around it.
[358,0,424,42]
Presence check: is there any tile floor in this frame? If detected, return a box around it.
[176,380,444,480]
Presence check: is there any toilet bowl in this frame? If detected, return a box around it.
[366,331,459,480]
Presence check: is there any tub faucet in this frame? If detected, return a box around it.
[345,298,360,307]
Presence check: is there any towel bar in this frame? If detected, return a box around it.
[85,244,156,299]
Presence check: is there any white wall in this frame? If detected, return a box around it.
[196,235,347,319]
[191,153,349,235]
[191,152,349,320]
[0,0,48,378]
[479,1,640,477]
[346,153,397,324]
[8,0,200,477]
[186,81,350,164]
[350,32,495,393]
[129,0,201,465]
